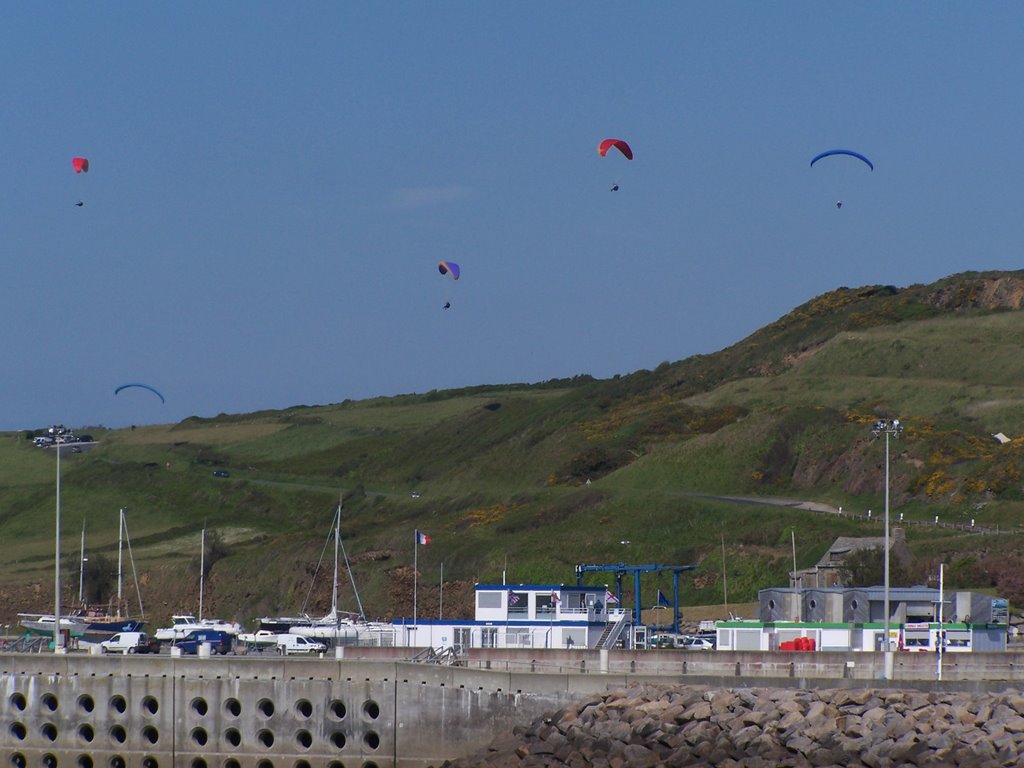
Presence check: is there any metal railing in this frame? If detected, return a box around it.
[410,645,463,665]
[2,635,49,653]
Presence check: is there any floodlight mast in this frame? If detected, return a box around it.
[872,418,904,679]
[43,431,68,654]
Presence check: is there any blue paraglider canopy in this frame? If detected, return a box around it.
[114,383,165,404]
[810,149,874,171]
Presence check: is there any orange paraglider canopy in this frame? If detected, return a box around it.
[597,139,632,160]
[72,157,89,173]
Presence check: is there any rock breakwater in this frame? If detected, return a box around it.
[443,683,1024,767]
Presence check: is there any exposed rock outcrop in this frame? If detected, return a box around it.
[927,276,1024,311]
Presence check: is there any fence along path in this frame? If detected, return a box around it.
[680,492,1013,535]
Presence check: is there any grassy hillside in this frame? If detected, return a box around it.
[4,272,1024,628]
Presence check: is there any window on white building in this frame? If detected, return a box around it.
[478,592,502,609]
[506,628,530,647]
[508,592,528,614]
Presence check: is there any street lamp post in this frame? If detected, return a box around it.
[45,432,67,654]
[79,521,88,605]
[872,418,903,678]
[41,426,98,654]
[55,438,63,653]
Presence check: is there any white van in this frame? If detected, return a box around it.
[100,631,154,654]
[277,634,327,656]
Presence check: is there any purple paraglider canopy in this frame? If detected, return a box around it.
[438,261,460,280]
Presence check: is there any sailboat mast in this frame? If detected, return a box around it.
[199,527,206,621]
[117,509,125,617]
[121,512,146,619]
[332,506,340,616]
[337,497,366,622]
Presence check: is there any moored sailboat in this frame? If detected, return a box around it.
[256,498,349,635]
[17,613,88,638]
[19,508,147,640]
[76,509,148,637]
[284,498,392,645]
[154,526,242,641]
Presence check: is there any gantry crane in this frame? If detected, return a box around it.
[575,562,697,635]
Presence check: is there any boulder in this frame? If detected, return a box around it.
[444,682,1024,768]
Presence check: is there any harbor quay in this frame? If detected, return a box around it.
[5,648,1024,768]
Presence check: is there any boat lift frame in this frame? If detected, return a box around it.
[575,562,697,635]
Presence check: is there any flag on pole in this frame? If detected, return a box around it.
[416,530,431,545]
[507,590,520,605]
[657,589,671,608]
[604,589,619,604]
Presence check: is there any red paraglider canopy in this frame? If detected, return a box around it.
[597,139,632,160]
[72,157,89,173]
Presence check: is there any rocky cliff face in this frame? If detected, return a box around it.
[927,275,1024,311]
[445,682,1024,767]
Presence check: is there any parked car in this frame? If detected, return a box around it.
[276,634,327,656]
[174,629,233,655]
[100,631,160,654]
[213,470,230,478]
[651,633,680,649]
[678,635,715,651]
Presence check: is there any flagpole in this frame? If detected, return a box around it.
[439,561,444,620]
[549,589,558,649]
[413,530,418,629]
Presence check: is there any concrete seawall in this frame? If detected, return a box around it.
[1,654,595,768]
[460,647,1024,688]
[5,649,1024,767]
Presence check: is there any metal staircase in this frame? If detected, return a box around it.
[596,612,631,649]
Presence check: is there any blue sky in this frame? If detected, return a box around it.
[3,3,1023,430]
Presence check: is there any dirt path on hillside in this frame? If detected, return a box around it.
[676,492,840,515]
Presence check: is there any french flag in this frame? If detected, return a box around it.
[416,530,431,545]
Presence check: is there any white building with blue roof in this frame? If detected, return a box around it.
[391,582,634,651]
